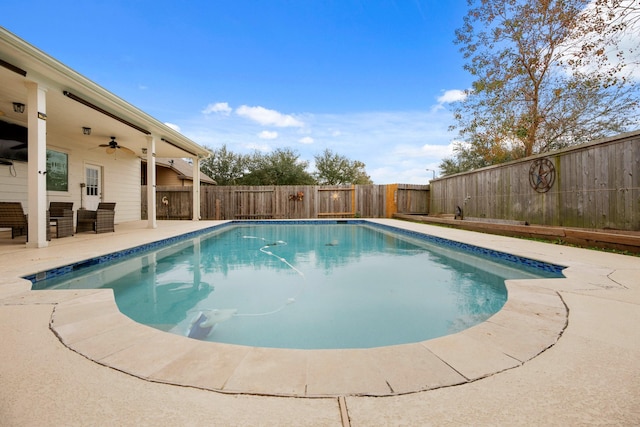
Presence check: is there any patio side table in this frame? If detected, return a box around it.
[50,215,74,238]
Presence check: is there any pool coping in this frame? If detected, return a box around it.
[34,219,569,397]
[44,280,567,397]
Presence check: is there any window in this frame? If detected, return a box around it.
[86,167,99,196]
[46,149,68,192]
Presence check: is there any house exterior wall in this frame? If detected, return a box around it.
[0,133,142,224]
[0,161,28,206]
[101,154,142,223]
[156,167,184,186]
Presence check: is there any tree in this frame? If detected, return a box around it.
[564,0,640,83]
[441,137,521,176]
[313,149,373,185]
[441,0,639,175]
[200,144,249,185]
[241,148,316,185]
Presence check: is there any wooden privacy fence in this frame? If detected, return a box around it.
[429,131,640,231]
[142,184,430,220]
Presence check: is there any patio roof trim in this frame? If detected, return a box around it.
[63,91,151,136]
[0,58,26,76]
[161,138,199,158]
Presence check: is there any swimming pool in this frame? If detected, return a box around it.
[30,221,564,350]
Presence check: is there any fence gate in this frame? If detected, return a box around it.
[396,184,430,214]
[234,188,274,219]
[317,187,355,217]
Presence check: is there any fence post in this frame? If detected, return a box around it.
[385,184,398,218]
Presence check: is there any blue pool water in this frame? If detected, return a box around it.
[31,222,564,349]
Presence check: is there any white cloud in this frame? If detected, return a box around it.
[432,89,468,112]
[392,143,454,159]
[259,130,278,139]
[202,102,232,115]
[164,122,181,132]
[299,136,314,144]
[181,102,458,184]
[236,105,304,127]
[371,166,437,185]
[438,89,467,105]
[437,89,467,104]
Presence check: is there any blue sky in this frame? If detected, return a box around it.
[5,1,473,183]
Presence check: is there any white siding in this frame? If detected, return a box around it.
[101,155,142,223]
[0,161,28,207]
[0,133,141,223]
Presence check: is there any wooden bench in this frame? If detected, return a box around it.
[464,217,529,226]
[234,214,274,219]
[318,212,356,218]
[393,213,640,253]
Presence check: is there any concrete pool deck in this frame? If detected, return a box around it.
[1,219,639,425]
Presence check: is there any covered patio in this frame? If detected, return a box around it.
[0,27,210,248]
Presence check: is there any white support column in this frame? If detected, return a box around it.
[192,157,201,221]
[146,136,157,229]
[26,82,48,248]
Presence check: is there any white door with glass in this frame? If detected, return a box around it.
[84,165,102,210]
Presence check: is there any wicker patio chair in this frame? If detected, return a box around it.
[76,202,116,234]
[49,202,74,238]
[0,201,28,239]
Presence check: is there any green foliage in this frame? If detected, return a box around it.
[441,0,639,176]
[240,148,316,185]
[313,149,373,185]
[201,146,372,186]
[199,144,249,185]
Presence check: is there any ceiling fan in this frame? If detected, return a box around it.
[99,136,134,155]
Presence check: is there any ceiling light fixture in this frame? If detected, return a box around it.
[13,102,25,113]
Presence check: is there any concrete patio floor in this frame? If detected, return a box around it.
[1,219,639,426]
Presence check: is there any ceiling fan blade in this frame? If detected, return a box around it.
[98,144,109,148]
[119,146,135,155]
[106,147,116,154]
